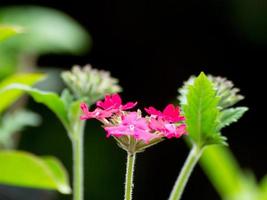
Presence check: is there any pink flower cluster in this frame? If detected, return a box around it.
[80,94,186,144]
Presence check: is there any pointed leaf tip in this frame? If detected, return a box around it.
[183,72,223,146]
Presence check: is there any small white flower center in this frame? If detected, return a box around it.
[95,111,100,116]
[129,125,135,131]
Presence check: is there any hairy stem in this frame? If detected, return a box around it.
[124,153,136,200]
[72,121,85,200]
[168,145,203,200]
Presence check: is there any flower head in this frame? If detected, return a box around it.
[61,65,121,105]
[105,112,159,143]
[80,94,186,153]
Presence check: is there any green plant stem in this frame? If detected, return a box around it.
[124,152,136,200]
[71,121,85,200]
[169,145,203,200]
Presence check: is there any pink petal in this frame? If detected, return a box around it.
[104,125,133,137]
[122,102,137,110]
[149,118,165,131]
[112,94,122,106]
[122,112,139,124]
[80,115,89,120]
[144,106,162,116]
[80,103,92,120]
[162,104,184,123]
[135,118,149,130]
[134,130,160,143]
[80,103,89,113]
[164,124,187,139]
[175,124,187,138]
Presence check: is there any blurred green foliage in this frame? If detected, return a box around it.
[0,6,91,78]
[0,6,91,55]
[0,25,23,42]
[0,110,40,149]
[0,73,45,113]
[0,21,72,194]
[201,146,267,200]
[0,151,71,194]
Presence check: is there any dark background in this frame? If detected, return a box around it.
[1,0,267,199]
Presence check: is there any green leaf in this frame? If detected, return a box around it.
[182,72,223,146]
[219,107,248,129]
[0,110,41,149]
[0,151,71,194]
[0,73,45,113]
[2,84,69,130]
[42,156,71,194]
[0,25,22,41]
[0,6,91,55]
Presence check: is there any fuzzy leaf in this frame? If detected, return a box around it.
[2,84,69,130]
[182,72,223,146]
[0,151,71,194]
[219,107,248,129]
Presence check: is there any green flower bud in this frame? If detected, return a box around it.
[61,65,122,105]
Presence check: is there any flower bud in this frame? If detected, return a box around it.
[61,65,122,105]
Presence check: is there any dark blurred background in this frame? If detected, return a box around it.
[1,0,267,199]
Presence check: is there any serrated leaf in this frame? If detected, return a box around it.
[182,72,223,146]
[2,84,69,130]
[0,73,45,113]
[219,107,248,129]
[0,25,23,41]
[0,151,71,194]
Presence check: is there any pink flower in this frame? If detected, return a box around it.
[149,118,186,139]
[80,103,113,120]
[96,94,137,111]
[145,104,185,123]
[104,112,159,143]
[164,124,186,138]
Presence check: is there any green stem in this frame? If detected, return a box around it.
[168,145,203,200]
[72,121,85,200]
[124,152,136,200]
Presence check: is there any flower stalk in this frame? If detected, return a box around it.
[168,145,203,200]
[71,120,86,200]
[124,152,136,200]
